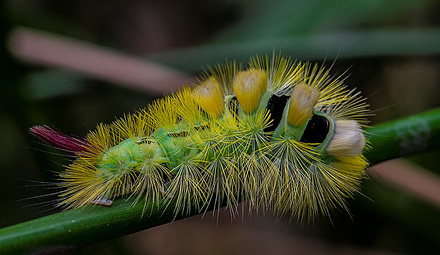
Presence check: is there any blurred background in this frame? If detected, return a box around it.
[1,0,440,254]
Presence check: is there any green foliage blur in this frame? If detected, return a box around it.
[1,0,440,254]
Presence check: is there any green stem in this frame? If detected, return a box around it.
[1,108,440,254]
[0,200,181,254]
[365,107,440,165]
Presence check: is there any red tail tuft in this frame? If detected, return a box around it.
[29,125,89,153]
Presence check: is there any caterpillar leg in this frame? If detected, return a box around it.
[90,199,113,206]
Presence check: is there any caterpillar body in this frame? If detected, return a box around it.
[31,54,370,222]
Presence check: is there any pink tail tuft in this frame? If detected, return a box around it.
[29,125,89,153]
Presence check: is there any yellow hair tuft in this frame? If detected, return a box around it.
[192,76,224,117]
[232,69,267,113]
[287,82,320,127]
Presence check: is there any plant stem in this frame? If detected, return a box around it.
[365,107,440,165]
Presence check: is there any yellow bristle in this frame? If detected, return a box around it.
[326,120,366,156]
[287,82,320,127]
[232,69,267,113]
[192,76,224,117]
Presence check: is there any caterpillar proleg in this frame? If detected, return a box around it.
[30,54,370,222]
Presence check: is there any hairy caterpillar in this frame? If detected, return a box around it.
[30,54,369,222]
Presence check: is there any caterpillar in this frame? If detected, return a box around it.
[30,54,369,222]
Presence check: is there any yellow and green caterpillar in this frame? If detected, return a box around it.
[31,54,369,222]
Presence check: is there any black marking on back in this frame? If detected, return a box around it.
[300,114,329,144]
[168,131,189,138]
[264,95,290,133]
[136,138,154,144]
[194,125,208,131]
[228,96,239,116]
[175,115,183,124]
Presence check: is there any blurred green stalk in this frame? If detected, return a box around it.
[149,29,440,72]
[365,107,440,163]
[1,107,440,254]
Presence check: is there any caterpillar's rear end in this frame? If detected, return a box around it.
[30,54,370,223]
